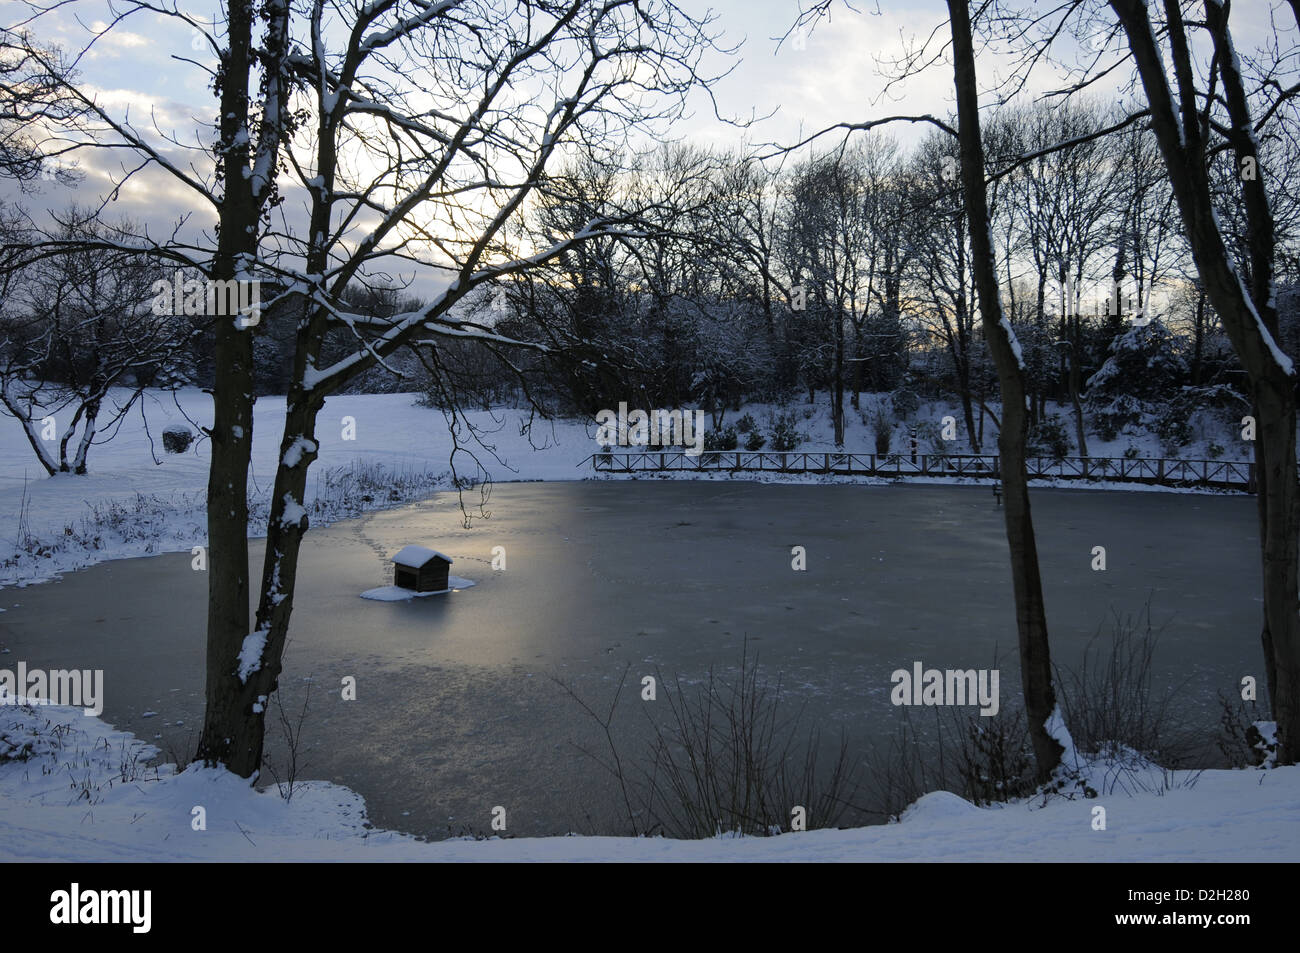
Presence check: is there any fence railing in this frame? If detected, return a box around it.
[585,450,1259,490]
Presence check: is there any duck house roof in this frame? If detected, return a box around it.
[392,545,453,568]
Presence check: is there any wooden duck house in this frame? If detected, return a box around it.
[392,545,452,593]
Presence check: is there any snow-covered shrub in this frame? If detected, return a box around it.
[911,419,946,456]
[734,413,757,434]
[868,398,894,455]
[892,387,920,420]
[1216,695,1278,768]
[767,411,802,452]
[863,701,1037,816]
[1086,319,1188,441]
[1027,414,1071,461]
[704,425,738,451]
[0,709,69,762]
[743,429,766,451]
[953,709,1036,806]
[1054,600,1199,769]
[1087,320,1189,401]
[1090,393,1148,442]
[1154,405,1192,453]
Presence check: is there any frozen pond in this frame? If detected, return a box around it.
[0,481,1265,838]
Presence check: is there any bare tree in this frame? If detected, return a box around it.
[786,0,1068,780]
[0,211,187,474]
[909,131,984,452]
[1106,0,1300,762]
[8,0,726,777]
[948,0,1065,781]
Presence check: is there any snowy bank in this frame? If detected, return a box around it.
[1,703,1296,862]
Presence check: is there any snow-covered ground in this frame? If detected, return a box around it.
[0,701,1294,861]
[0,387,1250,589]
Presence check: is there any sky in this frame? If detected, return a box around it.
[3,0,1296,294]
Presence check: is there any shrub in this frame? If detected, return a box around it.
[1027,415,1072,461]
[870,399,894,455]
[704,425,738,451]
[162,425,193,454]
[744,429,766,451]
[892,388,920,420]
[1090,394,1148,442]
[768,411,801,452]
[557,645,867,838]
[1217,694,1278,768]
[1054,600,1199,769]
[1154,401,1194,453]
[734,414,757,434]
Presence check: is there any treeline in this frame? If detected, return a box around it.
[428,98,1298,452]
[4,101,1299,465]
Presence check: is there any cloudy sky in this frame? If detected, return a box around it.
[4,0,1293,293]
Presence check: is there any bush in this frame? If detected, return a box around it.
[892,388,920,420]
[1217,694,1278,768]
[557,645,867,838]
[1054,600,1199,769]
[744,429,766,451]
[870,399,894,455]
[1154,401,1194,453]
[162,424,193,454]
[1027,415,1071,461]
[704,425,738,451]
[768,411,802,452]
[734,414,757,434]
[1089,394,1148,442]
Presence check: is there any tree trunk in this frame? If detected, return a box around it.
[1068,316,1089,457]
[193,0,266,776]
[949,0,1064,782]
[1112,0,1300,763]
[833,312,846,446]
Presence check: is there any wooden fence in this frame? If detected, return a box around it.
[585,450,1258,490]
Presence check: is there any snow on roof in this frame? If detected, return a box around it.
[392,545,452,568]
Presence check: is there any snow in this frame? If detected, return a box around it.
[391,544,452,568]
[0,701,1295,861]
[281,435,317,467]
[236,627,268,683]
[359,576,476,600]
[280,494,307,528]
[1044,703,1080,771]
[998,315,1025,370]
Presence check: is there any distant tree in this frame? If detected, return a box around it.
[0,211,189,474]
